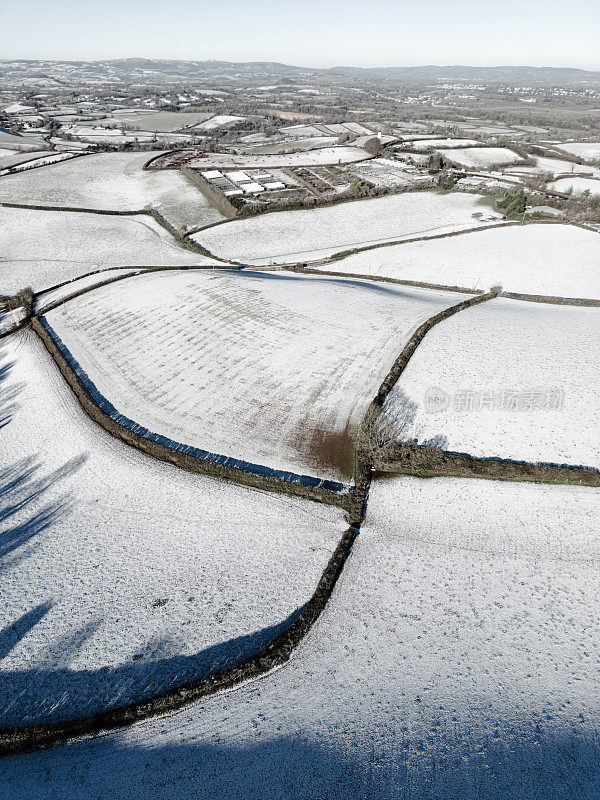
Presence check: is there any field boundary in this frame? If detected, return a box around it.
[142,151,169,170]
[0,524,359,756]
[0,201,147,216]
[0,317,29,341]
[376,443,600,487]
[32,317,353,511]
[30,263,600,317]
[499,291,600,307]
[289,265,484,296]
[186,219,519,271]
[196,217,573,272]
[36,271,144,314]
[0,150,90,178]
[290,220,521,267]
[34,266,242,314]
[374,288,501,404]
[352,286,501,504]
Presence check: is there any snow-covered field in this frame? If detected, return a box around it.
[0,331,345,725]
[411,137,479,150]
[550,177,600,196]
[349,158,429,189]
[0,150,55,170]
[0,151,225,228]
[0,151,78,177]
[239,136,339,155]
[506,155,600,179]
[43,270,468,482]
[193,191,502,264]
[0,130,46,150]
[96,110,213,131]
[392,149,430,164]
[440,147,523,168]
[0,206,212,293]
[555,142,600,161]
[187,146,371,170]
[194,114,246,131]
[3,475,599,799]
[382,297,600,467]
[314,223,600,299]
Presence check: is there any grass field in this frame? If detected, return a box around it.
[0,331,344,725]
[193,191,502,264]
[314,223,600,299]
[44,270,468,482]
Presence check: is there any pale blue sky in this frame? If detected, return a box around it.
[2,0,599,70]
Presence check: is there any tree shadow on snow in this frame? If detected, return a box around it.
[0,455,86,571]
[0,351,20,431]
[2,725,600,800]
[239,268,442,301]
[0,342,87,572]
[0,603,307,728]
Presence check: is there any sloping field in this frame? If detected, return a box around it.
[4,476,599,799]
[550,177,600,196]
[0,332,344,726]
[192,191,502,265]
[0,151,225,229]
[440,147,523,168]
[0,206,211,293]
[43,270,468,482]
[382,298,600,468]
[314,223,600,299]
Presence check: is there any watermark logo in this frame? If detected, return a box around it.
[424,387,565,413]
[424,386,451,414]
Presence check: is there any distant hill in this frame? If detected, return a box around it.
[3,58,600,88]
[100,60,600,86]
[326,64,600,86]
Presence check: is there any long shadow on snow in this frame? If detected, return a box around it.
[0,603,307,728]
[1,343,87,571]
[234,269,447,301]
[0,352,20,430]
[0,603,53,661]
[2,727,600,800]
[0,455,86,570]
